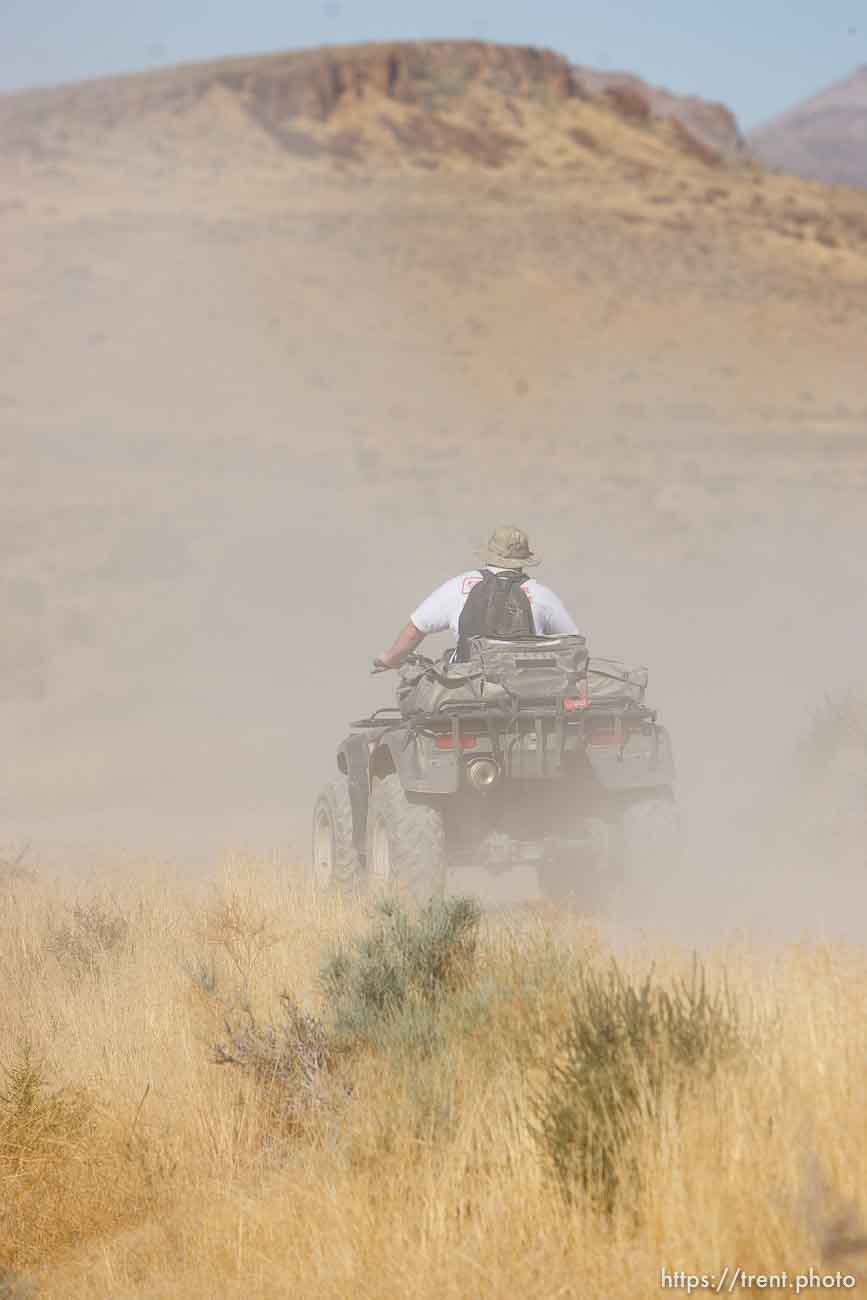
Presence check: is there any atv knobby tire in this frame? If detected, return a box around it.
[365,773,446,902]
[312,778,362,894]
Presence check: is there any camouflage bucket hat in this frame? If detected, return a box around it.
[476,525,541,569]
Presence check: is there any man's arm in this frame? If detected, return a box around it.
[375,621,426,670]
[375,575,456,669]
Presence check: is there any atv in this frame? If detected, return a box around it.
[312,634,677,905]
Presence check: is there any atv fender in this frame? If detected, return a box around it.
[380,731,460,796]
[336,730,459,854]
[585,722,675,792]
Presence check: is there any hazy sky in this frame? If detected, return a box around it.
[1,0,865,128]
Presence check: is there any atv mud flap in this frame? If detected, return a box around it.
[585,723,675,790]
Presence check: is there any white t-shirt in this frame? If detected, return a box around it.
[411,569,578,642]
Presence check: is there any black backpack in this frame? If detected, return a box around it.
[457,569,534,660]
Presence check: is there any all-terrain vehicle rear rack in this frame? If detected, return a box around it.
[350,707,404,728]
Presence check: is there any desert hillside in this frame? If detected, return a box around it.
[2,39,867,446]
[750,65,867,188]
[2,40,867,875]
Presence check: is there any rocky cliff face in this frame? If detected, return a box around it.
[0,39,749,174]
[574,67,746,160]
[0,42,579,159]
[229,40,580,122]
[748,66,867,188]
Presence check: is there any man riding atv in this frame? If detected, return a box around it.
[312,525,678,906]
[374,525,578,669]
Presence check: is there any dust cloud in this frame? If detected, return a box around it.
[3,165,867,944]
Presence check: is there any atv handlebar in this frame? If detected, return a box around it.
[371,651,436,675]
[404,651,437,668]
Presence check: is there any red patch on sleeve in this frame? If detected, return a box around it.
[460,575,484,594]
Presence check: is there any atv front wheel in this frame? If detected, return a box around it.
[365,773,446,902]
[311,778,362,894]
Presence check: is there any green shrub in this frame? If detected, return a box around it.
[534,958,742,1210]
[0,1039,91,1189]
[1,1039,88,1132]
[210,897,482,1122]
[320,895,481,1051]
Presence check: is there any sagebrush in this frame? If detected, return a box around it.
[0,865,864,1298]
[535,958,744,1208]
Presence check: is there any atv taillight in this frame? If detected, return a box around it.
[435,733,478,750]
[563,681,589,712]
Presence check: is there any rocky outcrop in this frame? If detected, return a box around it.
[231,41,580,123]
[0,41,581,160]
[748,66,867,188]
[0,39,755,176]
[574,66,746,159]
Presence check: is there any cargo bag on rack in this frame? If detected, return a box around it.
[587,657,648,704]
[396,657,494,717]
[397,635,588,717]
[465,635,589,706]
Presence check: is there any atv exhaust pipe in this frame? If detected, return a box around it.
[466,756,500,791]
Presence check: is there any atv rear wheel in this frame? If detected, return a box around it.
[365,773,446,902]
[311,778,362,894]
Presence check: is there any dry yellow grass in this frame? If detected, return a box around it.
[1,862,866,1297]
